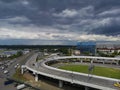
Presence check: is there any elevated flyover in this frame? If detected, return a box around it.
[22,53,120,90]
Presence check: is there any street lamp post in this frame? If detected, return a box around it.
[88,63,94,80]
[71,66,74,84]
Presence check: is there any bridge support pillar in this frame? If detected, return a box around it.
[81,60,83,63]
[21,66,25,74]
[21,68,24,74]
[91,60,93,64]
[85,86,89,90]
[59,80,63,88]
[116,61,119,65]
[35,73,38,82]
[103,60,105,64]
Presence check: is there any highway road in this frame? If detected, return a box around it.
[0,51,35,90]
[24,53,120,90]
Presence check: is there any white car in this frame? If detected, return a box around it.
[17,84,25,90]
[17,64,19,66]
[4,70,8,74]
[14,65,17,68]
[1,67,5,70]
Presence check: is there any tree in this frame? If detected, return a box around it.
[17,51,23,56]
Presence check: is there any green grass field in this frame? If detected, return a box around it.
[59,64,120,79]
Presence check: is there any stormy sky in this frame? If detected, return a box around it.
[0,0,120,45]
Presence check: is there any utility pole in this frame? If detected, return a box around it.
[88,63,94,80]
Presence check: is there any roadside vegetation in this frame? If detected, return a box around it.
[97,51,120,57]
[13,68,28,82]
[9,51,23,59]
[59,64,120,79]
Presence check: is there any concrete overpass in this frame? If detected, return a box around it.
[21,53,120,90]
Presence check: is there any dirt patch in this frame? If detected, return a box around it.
[23,72,34,81]
[23,72,63,90]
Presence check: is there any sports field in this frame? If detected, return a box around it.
[59,64,120,79]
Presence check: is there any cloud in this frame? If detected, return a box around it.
[0,27,58,40]
[20,0,29,5]
[76,34,120,41]
[0,28,38,39]
[53,6,94,18]
[0,0,16,3]
[0,16,30,23]
[88,17,120,35]
[0,26,119,43]
[98,8,120,16]
[53,9,78,18]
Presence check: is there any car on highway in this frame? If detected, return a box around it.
[4,80,14,85]
[32,63,35,66]
[7,63,10,65]
[14,65,17,69]
[17,63,20,66]
[14,64,20,69]
[4,70,9,74]
[0,62,3,66]
[1,66,5,70]
[17,84,26,90]
[4,64,8,68]
[114,82,120,88]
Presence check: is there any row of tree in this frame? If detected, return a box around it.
[97,51,120,57]
[9,51,23,59]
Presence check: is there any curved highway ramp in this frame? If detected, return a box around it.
[21,53,120,90]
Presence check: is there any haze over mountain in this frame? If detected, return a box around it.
[0,0,120,45]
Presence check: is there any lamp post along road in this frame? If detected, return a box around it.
[88,64,95,80]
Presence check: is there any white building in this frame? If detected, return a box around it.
[0,51,17,57]
[97,48,120,54]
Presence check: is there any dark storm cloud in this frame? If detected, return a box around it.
[0,0,16,3]
[0,0,93,25]
[0,0,120,45]
[0,39,76,45]
[91,23,120,36]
